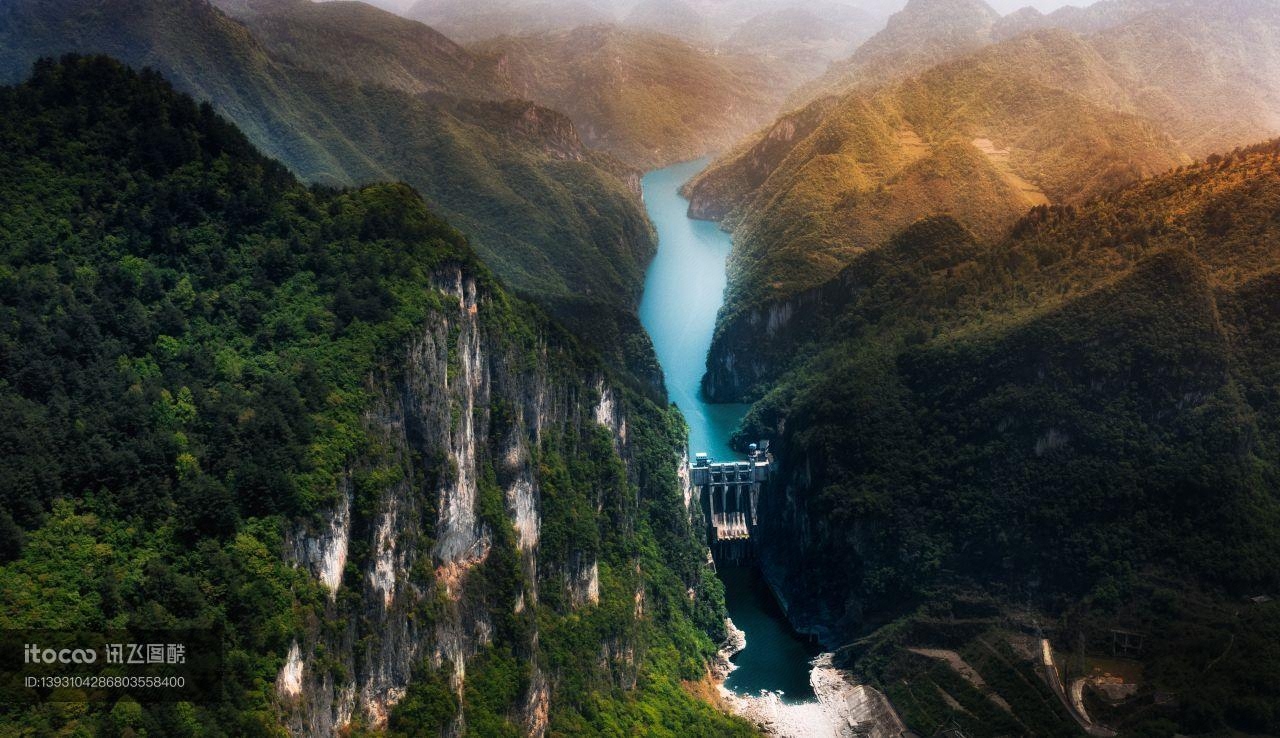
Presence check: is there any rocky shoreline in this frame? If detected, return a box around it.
[712,619,908,738]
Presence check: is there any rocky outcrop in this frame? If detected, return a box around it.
[717,646,908,738]
[702,289,827,403]
[288,482,352,598]
[275,264,656,736]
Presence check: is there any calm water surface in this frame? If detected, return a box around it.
[637,159,818,703]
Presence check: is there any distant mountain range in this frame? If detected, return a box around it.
[695,0,1280,400]
[721,2,884,80]
[222,0,514,98]
[220,0,797,170]
[794,0,1001,101]
[404,0,893,49]
[406,0,615,42]
[797,0,1280,156]
[474,25,792,168]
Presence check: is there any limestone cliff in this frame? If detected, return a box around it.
[274,265,715,735]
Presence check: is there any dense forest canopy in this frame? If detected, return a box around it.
[0,56,747,737]
[0,0,664,392]
[737,142,1280,735]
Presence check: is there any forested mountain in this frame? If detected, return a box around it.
[686,29,1185,389]
[731,141,1280,737]
[0,55,747,737]
[214,0,515,99]
[473,25,791,168]
[0,0,661,388]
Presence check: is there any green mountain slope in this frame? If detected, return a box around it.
[732,142,1280,736]
[686,29,1185,371]
[473,24,791,169]
[213,0,514,99]
[0,0,660,388]
[0,55,747,738]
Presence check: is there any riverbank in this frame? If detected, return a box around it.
[712,626,908,738]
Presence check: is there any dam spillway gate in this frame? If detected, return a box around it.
[692,442,774,563]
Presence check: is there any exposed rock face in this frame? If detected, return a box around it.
[278,641,304,698]
[288,482,352,598]
[702,289,827,403]
[275,264,648,735]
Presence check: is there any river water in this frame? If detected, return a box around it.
[637,159,819,704]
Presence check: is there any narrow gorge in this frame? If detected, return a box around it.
[638,160,907,737]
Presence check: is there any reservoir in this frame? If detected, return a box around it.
[638,159,818,703]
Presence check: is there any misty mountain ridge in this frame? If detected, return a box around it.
[697,0,1280,342]
[473,24,794,168]
[403,0,897,44]
[800,0,1280,157]
[215,0,515,98]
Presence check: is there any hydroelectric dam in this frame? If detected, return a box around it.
[691,442,775,563]
[638,159,818,702]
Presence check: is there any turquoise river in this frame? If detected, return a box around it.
[638,159,819,703]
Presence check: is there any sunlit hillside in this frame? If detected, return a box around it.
[687,28,1186,318]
